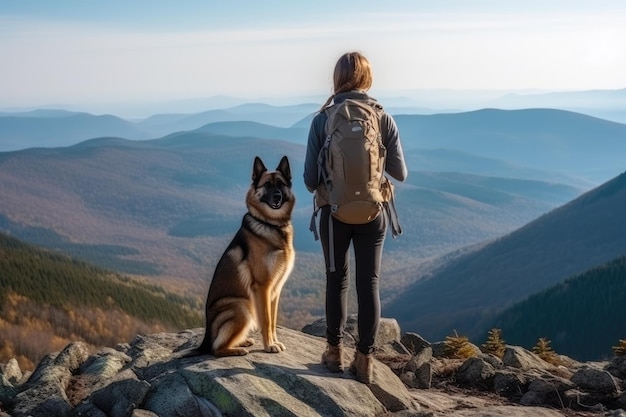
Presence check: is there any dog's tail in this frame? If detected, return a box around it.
[196,332,213,354]
[175,336,212,359]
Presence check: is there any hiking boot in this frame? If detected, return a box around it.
[349,351,373,384]
[321,344,344,373]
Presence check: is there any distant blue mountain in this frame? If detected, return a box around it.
[0,109,83,118]
[491,88,626,124]
[394,108,626,184]
[0,112,152,151]
[138,103,318,136]
[403,148,592,188]
[4,106,623,187]
[194,121,307,144]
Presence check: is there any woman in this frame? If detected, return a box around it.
[303,51,408,384]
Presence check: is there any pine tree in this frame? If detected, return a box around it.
[532,337,558,365]
[444,330,477,359]
[482,328,506,358]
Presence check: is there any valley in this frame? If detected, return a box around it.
[1,99,625,362]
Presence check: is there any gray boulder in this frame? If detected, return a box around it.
[456,357,496,389]
[11,341,89,417]
[8,327,421,417]
[502,345,554,371]
[571,366,619,394]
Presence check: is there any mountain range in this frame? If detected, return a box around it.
[393,109,626,184]
[1,100,625,360]
[3,102,626,188]
[0,111,151,150]
[0,103,317,152]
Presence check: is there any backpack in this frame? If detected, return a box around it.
[319,98,387,224]
[309,98,403,242]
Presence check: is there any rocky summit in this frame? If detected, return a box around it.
[1,318,626,417]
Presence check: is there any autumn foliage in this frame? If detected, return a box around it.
[0,232,203,370]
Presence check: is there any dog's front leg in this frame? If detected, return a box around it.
[270,290,285,351]
[254,287,283,353]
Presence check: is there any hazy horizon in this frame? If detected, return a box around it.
[2,1,626,113]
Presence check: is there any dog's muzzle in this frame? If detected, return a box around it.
[269,190,283,209]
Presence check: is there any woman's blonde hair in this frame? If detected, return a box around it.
[320,51,373,110]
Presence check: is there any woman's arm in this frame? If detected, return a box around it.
[303,112,327,192]
[381,112,408,181]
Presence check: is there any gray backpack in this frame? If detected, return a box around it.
[309,99,402,242]
[319,98,387,224]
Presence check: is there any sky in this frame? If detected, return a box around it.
[1,0,626,111]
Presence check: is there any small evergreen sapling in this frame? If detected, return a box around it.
[482,328,505,358]
[532,337,559,365]
[444,330,477,359]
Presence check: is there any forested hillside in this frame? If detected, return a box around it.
[487,255,626,361]
[0,232,203,370]
[386,170,626,345]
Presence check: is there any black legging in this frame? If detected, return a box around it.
[319,205,386,354]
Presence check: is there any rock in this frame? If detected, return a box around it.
[6,327,421,417]
[520,374,576,407]
[616,391,626,410]
[141,371,216,417]
[401,333,431,355]
[479,353,503,369]
[406,346,432,370]
[11,342,90,417]
[71,401,108,417]
[179,327,420,416]
[0,374,18,405]
[400,364,432,390]
[608,356,626,379]
[376,317,402,346]
[5,320,626,417]
[302,315,403,349]
[527,374,576,394]
[0,358,23,384]
[80,347,132,379]
[443,406,567,416]
[431,341,447,358]
[492,369,530,399]
[502,345,553,371]
[404,346,433,389]
[571,366,619,394]
[456,357,495,389]
[132,410,161,417]
[409,389,569,417]
[0,358,24,406]
[89,369,151,417]
[414,362,432,389]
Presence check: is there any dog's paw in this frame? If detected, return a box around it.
[239,338,255,347]
[264,343,285,353]
[214,347,249,356]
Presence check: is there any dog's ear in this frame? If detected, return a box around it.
[252,156,267,185]
[276,156,291,186]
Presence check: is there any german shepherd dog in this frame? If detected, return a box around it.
[197,156,295,356]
